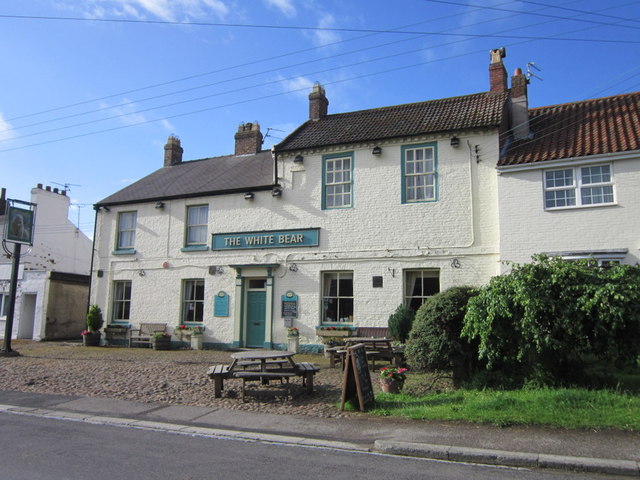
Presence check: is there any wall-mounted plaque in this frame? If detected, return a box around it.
[214,291,229,317]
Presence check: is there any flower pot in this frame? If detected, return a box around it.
[152,337,171,350]
[190,335,203,350]
[82,332,101,347]
[287,336,299,353]
[380,379,404,394]
[317,329,351,337]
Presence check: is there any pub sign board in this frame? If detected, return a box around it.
[212,228,319,251]
[4,203,36,246]
[281,290,298,318]
[340,343,375,412]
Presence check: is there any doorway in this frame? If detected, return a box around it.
[245,278,267,348]
[18,294,36,339]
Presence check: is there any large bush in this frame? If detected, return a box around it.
[462,256,640,387]
[387,304,414,343]
[405,286,479,385]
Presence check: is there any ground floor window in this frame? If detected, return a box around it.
[0,293,9,317]
[321,271,353,323]
[182,279,205,323]
[404,269,440,312]
[112,281,132,321]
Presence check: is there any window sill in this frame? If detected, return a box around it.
[181,245,209,252]
[545,202,617,212]
[112,249,136,255]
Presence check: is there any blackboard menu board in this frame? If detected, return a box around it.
[340,343,375,412]
[281,291,298,318]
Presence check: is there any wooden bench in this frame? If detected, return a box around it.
[128,323,167,348]
[294,362,320,393]
[356,327,391,338]
[233,371,297,401]
[236,360,290,370]
[208,364,231,398]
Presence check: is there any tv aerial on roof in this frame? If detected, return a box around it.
[526,62,543,82]
[51,182,81,193]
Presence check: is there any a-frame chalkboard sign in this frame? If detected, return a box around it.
[340,343,375,412]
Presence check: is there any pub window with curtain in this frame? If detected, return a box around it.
[404,269,440,312]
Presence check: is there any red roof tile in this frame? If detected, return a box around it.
[500,91,640,166]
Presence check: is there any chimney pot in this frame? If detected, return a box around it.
[37,183,43,189]
[309,83,329,120]
[489,47,508,92]
[234,122,263,155]
[164,135,183,167]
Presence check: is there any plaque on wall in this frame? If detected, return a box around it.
[281,290,298,318]
[214,291,229,317]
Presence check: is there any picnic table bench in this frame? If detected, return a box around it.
[207,352,320,401]
[128,323,167,348]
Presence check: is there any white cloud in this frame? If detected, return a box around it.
[77,0,230,21]
[0,113,16,142]
[311,13,341,47]
[277,75,314,97]
[264,0,296,17]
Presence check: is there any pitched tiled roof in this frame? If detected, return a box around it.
[97,150,273,206]
[275,91,509,152]
[500,91,640,166]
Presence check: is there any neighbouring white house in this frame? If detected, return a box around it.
[90,48,639,351]
[0,185,92,340]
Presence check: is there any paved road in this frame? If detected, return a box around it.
[0,413,613,480]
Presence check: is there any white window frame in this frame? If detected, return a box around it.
[404,269,440,312]
[185,205,209,246]
[112,280,132,322]
[116,211,137,250]
[544,164,615,210]
[0,293,9,318]
[321,271,354,324]
[402,143,437,203]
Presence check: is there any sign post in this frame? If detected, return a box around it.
[340,343,375,411]
[1,199,36,357]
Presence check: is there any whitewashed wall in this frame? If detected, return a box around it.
[92,131,503,347]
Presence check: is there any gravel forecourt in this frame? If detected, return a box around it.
[0,341,368,418]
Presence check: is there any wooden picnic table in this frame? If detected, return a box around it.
[208,350,319,401]
[343,337,404,369]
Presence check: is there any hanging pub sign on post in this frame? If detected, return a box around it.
[4,201,36,246]
[340,343,375,412]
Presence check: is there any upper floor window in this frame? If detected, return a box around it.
[544,164,614,210]
[117,211,137,250]
[323,153,353,209]
[186,205,209,246]
[112,281,132,322]
[321,271,353,323]
[402,143,437,203]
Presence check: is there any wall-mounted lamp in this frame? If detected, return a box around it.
[372,146,382,155]
[155,202,165,209]
[293,155,304,164]
[271,187,283,197]
[244,192,255,200]
[208,265,224,275]
[450,136,460,147]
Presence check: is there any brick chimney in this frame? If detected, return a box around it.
[510,67,530,140]
[489,47,508,92]
[164,135,183,167]
[0,187,6,216]
[234,122,263,155]
[309,83,329,121]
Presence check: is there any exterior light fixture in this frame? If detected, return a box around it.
[244,192,255,200]
[294,155,304,164]
[155,202,165,209]
[372,146,382,155]
[272,187,283,197]
[450,136,460,147]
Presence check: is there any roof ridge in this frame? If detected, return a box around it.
[529,90,640,113]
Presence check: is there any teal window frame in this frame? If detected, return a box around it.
[185,204,209,247]
[322,152,354,210]
[401,142,438,204]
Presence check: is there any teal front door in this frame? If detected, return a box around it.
[246,290,266,348]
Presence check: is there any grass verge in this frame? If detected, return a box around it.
[369,388,640,430]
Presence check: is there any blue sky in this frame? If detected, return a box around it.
[1,0,638,236]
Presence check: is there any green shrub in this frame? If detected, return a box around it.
[462,256,640,387]
[405,286,479,386]
[387,304,414,343]
[85,305,104,333]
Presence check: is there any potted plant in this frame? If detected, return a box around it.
[151,332,171,350]
[82,305,104,347]
[189,325,204,350]
[287,327,299,353]
[315,326,353,339]
[378,366,408,393]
